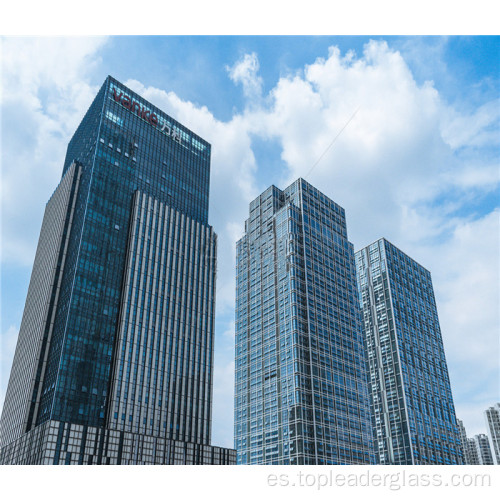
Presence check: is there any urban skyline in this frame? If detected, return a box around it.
[457,417,497,465]
[473,434,495,465]
[1,37,498,450]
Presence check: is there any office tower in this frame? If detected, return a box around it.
[0,76,235,465]
[485,403,500,464]
[234,179,373,465]
[473,434,494,465]
[355,238,462,464]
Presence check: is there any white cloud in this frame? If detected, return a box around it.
[435,211,499,352]
[427,211,499,370]
[1,37,108,266]
[402,210,500,436]
[252,42,452,238]
[226,52,263,104]
[441,99,500,150]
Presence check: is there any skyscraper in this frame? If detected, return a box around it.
[457,419,470,463]
[457,418,483,464]
[234,179,373,465]
[485,403,500,465]
[473,434,494,465]
[355,238,462,464]
[0,76,235,465]
[466,438,480,464]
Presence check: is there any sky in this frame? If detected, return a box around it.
[1,35,499,450]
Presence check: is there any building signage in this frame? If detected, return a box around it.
[111,86,182,144]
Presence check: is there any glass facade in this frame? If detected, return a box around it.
[107,191,216,444]
[0,76,234,464]
[234,179,373,465]
[355,238,463,464]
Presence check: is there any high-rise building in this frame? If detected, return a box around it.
[355,238,462,464]
[473,434,494,465]
[457,418,485,465]
[0,76,235,465]
[457,419,470,463]
[234,179,373,465]
[466,438,480,464]
[485,403,500,464]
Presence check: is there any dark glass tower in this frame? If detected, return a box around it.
[0,76,235,464]
[234,179,374,465]
[355,238,462,464]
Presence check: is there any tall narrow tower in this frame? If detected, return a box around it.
[355,238,462,464]
[0,77,235,465]
[234,179,373,464]
[485,403,500,465]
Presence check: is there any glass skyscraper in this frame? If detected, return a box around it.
[355,238,462,464]
[234,179,373,465]
[0,76,235,465]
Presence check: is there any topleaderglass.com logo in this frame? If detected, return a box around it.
[267,470,492,491]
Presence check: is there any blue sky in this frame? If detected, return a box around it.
[1,35,499,449]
